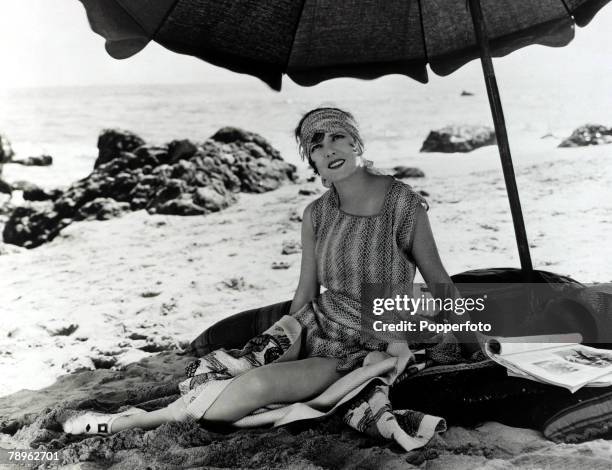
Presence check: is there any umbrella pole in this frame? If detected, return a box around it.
[467,0,533,273]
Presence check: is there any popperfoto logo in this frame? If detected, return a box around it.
[361,282,612,344]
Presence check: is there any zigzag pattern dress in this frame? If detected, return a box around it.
[175,178,456,452]
[292,177,428,371]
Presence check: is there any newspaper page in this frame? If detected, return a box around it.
[485,334,612,393]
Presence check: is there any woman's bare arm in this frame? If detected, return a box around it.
[410,204,482,351]
[289,202,320,314]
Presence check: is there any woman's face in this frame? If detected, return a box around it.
[309,129,362,183]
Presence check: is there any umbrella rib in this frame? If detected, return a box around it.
[114,0,180,40]
[416,0,430,64]
[558,0,575,20]
[285,0,309,73]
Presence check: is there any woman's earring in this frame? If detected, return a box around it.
[321,176,332,188]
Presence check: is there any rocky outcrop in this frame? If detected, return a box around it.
[94,129,146,168]
[558,124,612,148]
[392,166,425,178]
[0,178,11,199]
[3,128,297,248]
[0,133,15,164]
[12,181,63,202]
[11,155,53,166]
[420,125,496,153]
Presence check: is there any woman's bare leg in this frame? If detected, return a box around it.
[203,357,342,422]
[110,356,341,432]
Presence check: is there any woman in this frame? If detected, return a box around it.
[64,107,479,435]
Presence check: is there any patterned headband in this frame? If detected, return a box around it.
[299,109,363,159]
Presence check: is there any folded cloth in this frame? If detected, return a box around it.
[178,315,446,452]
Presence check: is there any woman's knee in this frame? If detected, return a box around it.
[239,368,278,402]
[166,396,192,422]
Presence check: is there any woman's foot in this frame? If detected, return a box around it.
[63,407,145,435]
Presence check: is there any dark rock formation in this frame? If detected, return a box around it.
[281,240,301,255]
[77,198,131,221]
[95,129,146,168]
[298,188,319,196]
[0,133,15,164]
[558,124,612,148]
[11,155,53,166]
[3,128,297,248]
[0,178,12,199]
[420,126,496,153]
[13,181,63,201]
[2,206,71,248]
[392,166,425,178]
[272,261,291,269]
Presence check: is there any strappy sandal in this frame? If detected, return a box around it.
[63,407,145,435]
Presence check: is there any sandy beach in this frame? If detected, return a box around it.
[1,131,611,467]
[0,0,611,465]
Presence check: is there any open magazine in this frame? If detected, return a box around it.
[484,334,612,393]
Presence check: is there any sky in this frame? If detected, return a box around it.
[0,0,610,90]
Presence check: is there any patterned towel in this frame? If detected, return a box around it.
[178,315,447,452]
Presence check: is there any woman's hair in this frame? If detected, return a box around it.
[294,107,364,175]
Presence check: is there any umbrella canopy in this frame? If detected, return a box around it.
[79,0,611,273]
[80,0,609,90]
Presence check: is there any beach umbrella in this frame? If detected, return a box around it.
[79,0,611,273]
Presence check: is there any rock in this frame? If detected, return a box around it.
[0,133,15,164]
[193,187,235,212]
[95,129,146,168]
[15,181,63,201]
[3,128,297,248]
[11,155,53,166]
[420,126,496,153]
[211,127,253,144]
[392,166,425,178]
[272,261,291,269]
[558,124,612,147]
[155,197,207,216]
[0,178,12,198]
[76,197,131,221]
[461,90,474,96]
[128,332,148,340]
[299,188,319,196]
[281,240,301,255]
[289,209,303,222]
[167,139,198,163]
[2,206,70,248]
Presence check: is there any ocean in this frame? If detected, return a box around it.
[1,63,610,189]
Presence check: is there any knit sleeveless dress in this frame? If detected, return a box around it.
[292,177,427,371]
